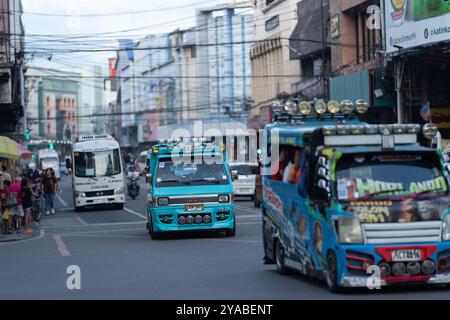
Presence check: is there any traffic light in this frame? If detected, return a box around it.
[49,143,54,150]
[25,129,30,141]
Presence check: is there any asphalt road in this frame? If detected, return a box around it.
[1,176,450,299]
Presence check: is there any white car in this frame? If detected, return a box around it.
[229,163,258,200]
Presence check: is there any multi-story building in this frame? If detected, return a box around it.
[0,0,25,141]
[249,0,300,129]
[25,67,80,155]
[196,2,255,121]
[328,0,394,123]
[75,65,104,136]
[289,0,331,101]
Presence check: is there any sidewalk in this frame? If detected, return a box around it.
[0,226,40,242]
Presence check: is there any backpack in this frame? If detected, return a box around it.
[7,190,18,208]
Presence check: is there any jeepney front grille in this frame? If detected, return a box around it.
[363,221,442,245]
[168,196,218,205]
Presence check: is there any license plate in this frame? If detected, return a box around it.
[93,199,106,204]
[185,204,204,211]
[392,249,422,262]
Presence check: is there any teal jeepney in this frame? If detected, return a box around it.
[145,140,236,239]
[261,98,450,292]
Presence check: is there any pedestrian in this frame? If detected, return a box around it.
[0,164,11,192]
[41,168,57,215]
[21,177,33,235]
[6,176,24,235]
[1,180,11,234]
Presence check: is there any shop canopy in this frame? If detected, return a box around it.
[0,136,20,160]
[14,141,32,159]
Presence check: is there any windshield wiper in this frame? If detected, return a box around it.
[188,179,222,184]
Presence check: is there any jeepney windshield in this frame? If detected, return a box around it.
[335,153,448,202]
[155,156,230,187]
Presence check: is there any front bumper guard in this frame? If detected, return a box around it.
[340,273,450,288]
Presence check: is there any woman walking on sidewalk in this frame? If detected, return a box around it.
[41,168,57,215]
[21,177,33,235]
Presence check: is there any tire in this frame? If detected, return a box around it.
[254,198,261,208]
[148,214,161,239]
[116,204,124,210]
[75,206,84,212]
[224,219,236,237]
[31,209,42,222]
[275,239,290,275]
[326,251,342,293]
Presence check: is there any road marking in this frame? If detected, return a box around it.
[63,234,148,239]
[42,221,146,229]
[74,215,88,226]
[205,238,260,244]
[53,235,71,257]
[56,193,68,208]
[236,214,260,219]
[235,205,261,214]
[124,207,147,220]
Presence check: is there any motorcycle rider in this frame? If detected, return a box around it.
[127,165,140,197]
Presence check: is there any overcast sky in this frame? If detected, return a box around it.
[22,0,223,70]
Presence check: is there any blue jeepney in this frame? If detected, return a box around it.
[262,99,450,291]
[145,140,235,239]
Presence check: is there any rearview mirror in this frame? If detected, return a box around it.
[231,170,239,181]
[145,174,152,184]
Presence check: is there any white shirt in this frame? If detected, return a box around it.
[282,162,293,183]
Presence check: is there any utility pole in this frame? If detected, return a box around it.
[320,0,326,98]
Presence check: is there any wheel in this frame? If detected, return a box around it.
[250,195,255,201]
[254,197,261,208]
[31,209,42,222]
[116,204,124,210]
[326,251,342,293]
[75,206,84,212]
[275,239,290,275]
[224,219,236,237]
[148,214,161,239]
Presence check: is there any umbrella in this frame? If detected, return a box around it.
[0,136,20,160]
[14,141,32,159]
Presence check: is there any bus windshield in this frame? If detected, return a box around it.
[335,153,448,201]
[74,149,121,178]
[156,157,229,187]
[41,157,58,168]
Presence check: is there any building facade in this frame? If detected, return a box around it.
[249,0,300,129]
[0,0,25,141]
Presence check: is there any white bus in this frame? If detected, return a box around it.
[72,135,125,211]
[38,149,61,179]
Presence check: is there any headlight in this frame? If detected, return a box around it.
[337,216,363,244]
[157,197,169,206]
[218,194,230,203]
[115,187,124,195]
[442,215,450,241]
[75,191,86,198]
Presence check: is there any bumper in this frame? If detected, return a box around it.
[341,273,450,288]
[75,194,125,207]
[336,242,450,287]
[149,203,235,232]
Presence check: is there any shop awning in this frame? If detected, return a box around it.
[14,141,32,159]
[0,136,20,160]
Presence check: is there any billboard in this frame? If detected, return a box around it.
[385,0,450,54]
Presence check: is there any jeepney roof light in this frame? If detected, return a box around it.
[365,125,379,135]
[350,125,365,135]
[337,125,351,135]
[407,124,421,134]
[340,100,354,115]
[284,100,298,115]
[327,100,340,114]
[423,123,438,140]
[272,100,284,116]
[323,126,337,136]
[152,146,159,154]
[298,101,312,115]
[314,99,327,115]
[355,99,369,114]
[393,124,408,134]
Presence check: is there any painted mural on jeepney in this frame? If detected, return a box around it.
[344,196,448,223]
[263,179,326,272]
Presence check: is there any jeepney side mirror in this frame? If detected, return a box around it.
[145,174,152,184]
[231,170,239,181]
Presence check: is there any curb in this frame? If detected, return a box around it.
[0,227,41,243]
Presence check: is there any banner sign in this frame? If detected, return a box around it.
[385,0,450,54]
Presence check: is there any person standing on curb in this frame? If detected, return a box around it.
[6,176,24,235]
[1,180,11,234]
[42,168,57,215]
[21,177,33,236]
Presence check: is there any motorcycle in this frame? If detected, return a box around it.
[127,176,140,200]
[31,180,44,222]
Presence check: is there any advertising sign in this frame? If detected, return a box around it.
[385,0,450,54]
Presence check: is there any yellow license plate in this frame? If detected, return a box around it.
[185,204,204,211]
